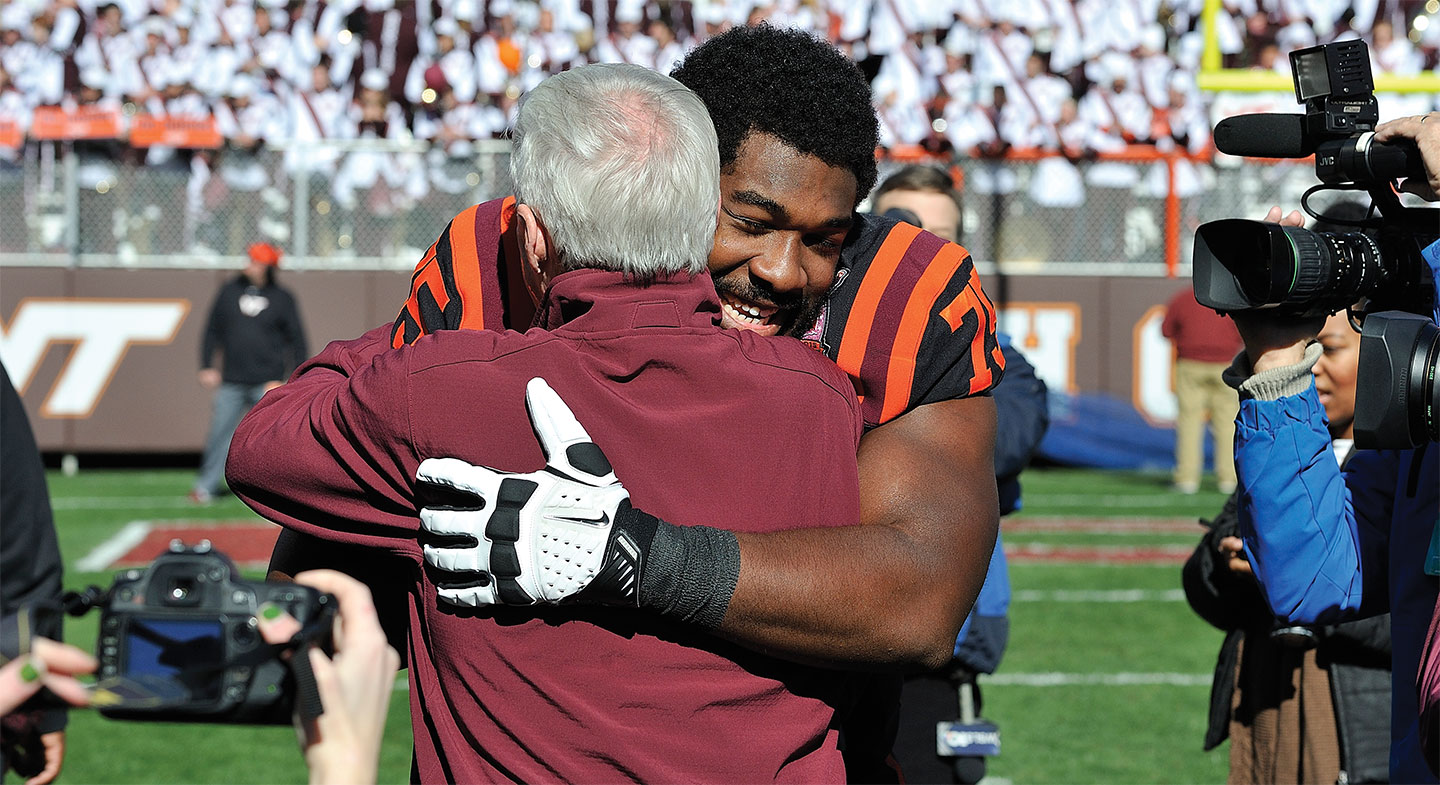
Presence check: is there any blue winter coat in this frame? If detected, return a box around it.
[1236,239,1440,784]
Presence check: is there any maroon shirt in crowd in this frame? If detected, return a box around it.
[228,268,863,783]
[1161,287,1243,364]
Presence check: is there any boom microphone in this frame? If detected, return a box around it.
[1214,114,1425,184]
[1213,113,1313,158]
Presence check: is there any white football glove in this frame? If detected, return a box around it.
[416,377,638,608]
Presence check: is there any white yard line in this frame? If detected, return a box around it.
[985,672,1209,687]
[1012,589,1186,602]
[76,521,153,572]
[53,497,218,510]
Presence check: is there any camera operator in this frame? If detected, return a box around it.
[1225,111,1440,783]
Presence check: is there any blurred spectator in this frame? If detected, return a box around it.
[192,241,308,504]
[405,17,477,104]
[207,73,283,253]
[1161,286,1241,495]
[594,3,657,65]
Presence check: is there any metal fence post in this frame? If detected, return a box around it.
[63,143,79,265]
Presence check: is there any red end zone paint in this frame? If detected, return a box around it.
[115,522,281,568]
[1005,544,1192,564]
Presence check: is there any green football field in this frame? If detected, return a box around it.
[28,466,1236,785]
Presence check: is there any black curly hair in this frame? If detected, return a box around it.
[670,24,879,205]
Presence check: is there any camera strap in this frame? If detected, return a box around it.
[284,639,325,723]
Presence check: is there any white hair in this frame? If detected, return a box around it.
[510,63,719,279]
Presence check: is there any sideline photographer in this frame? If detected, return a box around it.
[1225,111,1440,783]
[0,570,397,785]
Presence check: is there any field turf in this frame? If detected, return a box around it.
[28,466,1234,784]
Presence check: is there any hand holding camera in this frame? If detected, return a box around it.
[254,570,400,785]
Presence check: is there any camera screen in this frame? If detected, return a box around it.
[123,618,226,702]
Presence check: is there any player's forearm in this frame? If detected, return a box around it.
[719,398,999,669]
[722,515,990,669]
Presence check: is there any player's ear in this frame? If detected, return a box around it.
[516,203,550,301]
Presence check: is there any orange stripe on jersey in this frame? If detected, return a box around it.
[834,222,923,381]
[880,242,967,422]
[450,204,485,331]
[939,265,1002,394]
[393,244,443,348]
[498,195,516,236]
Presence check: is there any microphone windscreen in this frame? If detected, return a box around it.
[1213,113,1312,158]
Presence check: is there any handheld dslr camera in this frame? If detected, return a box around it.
[69,541,334,724]
[1192,40,1438,448]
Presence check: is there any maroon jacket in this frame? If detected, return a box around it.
[1161,287,1242,364]
[228,268,863,783]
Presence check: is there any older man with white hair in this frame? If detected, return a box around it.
[227,63,865,783]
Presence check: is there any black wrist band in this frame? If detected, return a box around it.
[616,504,740,630]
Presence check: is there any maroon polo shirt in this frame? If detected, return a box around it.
[228,268,863,783]
[1161,287,1243,364]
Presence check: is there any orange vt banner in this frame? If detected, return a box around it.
[30,106,124,140]
[129,114,222,149]
[0,119,21,148]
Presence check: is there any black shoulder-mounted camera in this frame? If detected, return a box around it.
[74,541,334,724]
[1191,40,1438,448]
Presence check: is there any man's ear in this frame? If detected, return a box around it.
[516,203,549,304]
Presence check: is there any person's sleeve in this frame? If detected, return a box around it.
[1234,378,1394,625]
[390,202,506,347]
[992,338,1048,482]
[1,363,66,732]
[200,286,225,369]
[902,249,1005,415]
[226,326,423,560]
[281,291,308,378]
[1160,294,1179,339]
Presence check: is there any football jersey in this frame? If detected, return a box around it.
[393,199,1003,429]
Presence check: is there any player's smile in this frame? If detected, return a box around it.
[707,132,856,339]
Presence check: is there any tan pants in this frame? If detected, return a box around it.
[1228,636,1341,785]
[1173,358,1238,488]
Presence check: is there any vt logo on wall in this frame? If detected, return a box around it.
[1,298,189,418]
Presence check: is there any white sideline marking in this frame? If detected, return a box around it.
[1012,589,1186,602]
[1026,494,1211,508]
[77,521,152,572]
[53,497,214,510]
[394,673,1209,690]
[985,672,1209,687]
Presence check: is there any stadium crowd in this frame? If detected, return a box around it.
[1,0,1437,258]
[3,0,1438,160]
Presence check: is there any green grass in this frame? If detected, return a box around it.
[30,467,1236,784]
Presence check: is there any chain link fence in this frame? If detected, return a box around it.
[0,140,1376,273]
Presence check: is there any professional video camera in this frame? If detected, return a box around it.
[1190,40,1438,448]
[59,541,334,724]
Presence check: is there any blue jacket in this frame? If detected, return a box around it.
[1236,238,1440,784]
[954,336,1048,671]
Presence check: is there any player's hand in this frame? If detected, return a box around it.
[416,377,637,608]
[198,368,222,389]
[1228,207,1325,372]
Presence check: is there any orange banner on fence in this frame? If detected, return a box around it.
[129,114,222,149]
[0,119,21,148]
[30,106,123,140]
